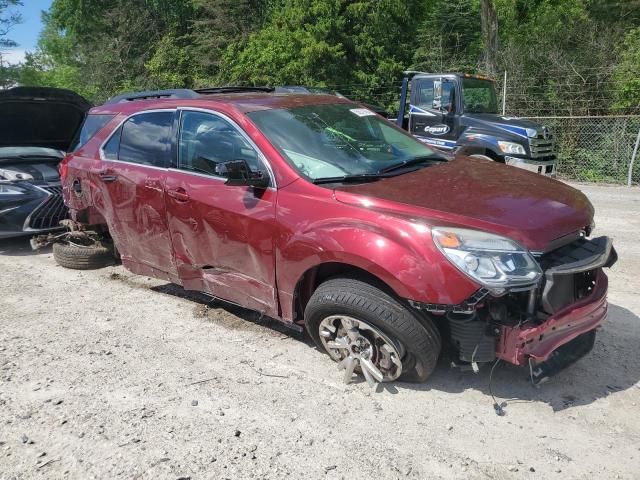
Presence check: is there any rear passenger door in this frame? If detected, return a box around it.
[95,110,178,280]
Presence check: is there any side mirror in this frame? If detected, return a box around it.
[217,159,270,188]
[432,79,443,110]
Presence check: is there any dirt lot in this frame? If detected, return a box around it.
[1,183,639,480]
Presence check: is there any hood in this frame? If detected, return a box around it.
[462,113,548,139]
[0,87,91,151]
[333,157,593,252]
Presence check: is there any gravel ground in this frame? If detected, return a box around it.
[1,183,639,480]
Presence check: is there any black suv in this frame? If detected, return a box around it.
[0,87,90,239]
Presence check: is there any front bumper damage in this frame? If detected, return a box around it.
[499,236,617,382]
[415,235,617,383]
[497,268,607,365]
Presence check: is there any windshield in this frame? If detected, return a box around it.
[247,103,440,182]
[462,78,498,114]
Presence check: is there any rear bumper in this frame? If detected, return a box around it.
[496,268,608,366]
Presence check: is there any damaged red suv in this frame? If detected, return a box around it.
[51,87,616,386]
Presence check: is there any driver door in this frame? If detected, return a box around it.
[409,77,459,150]
[164,109,278,317]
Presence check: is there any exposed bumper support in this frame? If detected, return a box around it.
[496,268,608,366]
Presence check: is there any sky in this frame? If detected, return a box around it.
[2,0,53,64]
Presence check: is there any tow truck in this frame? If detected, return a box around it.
[396,72,556,176]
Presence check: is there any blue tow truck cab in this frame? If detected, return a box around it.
[396,72,556,176]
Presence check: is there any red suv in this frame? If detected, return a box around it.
[54,87,616,386]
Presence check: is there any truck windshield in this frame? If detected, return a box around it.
[247,103,441,182]
[462,78,498,114]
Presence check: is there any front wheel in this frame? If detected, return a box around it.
[305,278,441,385]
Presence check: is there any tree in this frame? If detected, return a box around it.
[0,0,21,48]
[480,0,498,75]
[411,0,481,74]
[612,27,640,112]
[9,0,640,116]
[0,0,22,88]
[220,0,423,111]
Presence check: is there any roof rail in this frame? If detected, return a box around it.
[195,86,275,94]
[105,89,200,104]
[104,86,275,104]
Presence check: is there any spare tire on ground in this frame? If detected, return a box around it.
[53,241,114,270]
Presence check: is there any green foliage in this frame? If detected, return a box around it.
[3,0,639,119]
[412,0,482,74]
[612,27,640,113]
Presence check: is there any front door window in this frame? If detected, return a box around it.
[178,110,262,178]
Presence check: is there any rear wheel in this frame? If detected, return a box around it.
[305,278,441,385]
[53,241,114,270]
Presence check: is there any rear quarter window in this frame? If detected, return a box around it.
[69,114,115,152]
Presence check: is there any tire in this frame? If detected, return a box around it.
[305,278,441,383]
[53,241,114,270]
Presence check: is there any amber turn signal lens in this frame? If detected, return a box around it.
[435,231,461,248]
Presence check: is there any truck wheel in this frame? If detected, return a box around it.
[53,241,114,270]
[305,278,441,385]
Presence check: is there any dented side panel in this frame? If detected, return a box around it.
[164,169,278,317]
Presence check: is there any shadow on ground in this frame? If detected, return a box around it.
[143,279,640,413]
[148,281,308,340]
[0,237,52,256]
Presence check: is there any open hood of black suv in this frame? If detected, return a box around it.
[0,87,91,151]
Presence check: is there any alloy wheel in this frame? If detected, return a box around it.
[319,315,403,386]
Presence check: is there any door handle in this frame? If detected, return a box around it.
[167,188,190,202]
[99,170,117,183]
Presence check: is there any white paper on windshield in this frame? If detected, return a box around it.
[349,108,376,117]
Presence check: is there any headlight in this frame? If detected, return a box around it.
[0,183,27,195]
[432,227,542,289]
[498,141,526,155]
[526,128,537,138]
[0,168,34,181]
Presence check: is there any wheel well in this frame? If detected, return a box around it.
[459,146,504,163]
[483,148,504,162]
[292,262,397,323]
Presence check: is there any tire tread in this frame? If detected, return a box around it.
[53,242,114,270]
[305,278,441,382]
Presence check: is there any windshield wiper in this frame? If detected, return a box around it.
[377,155,444,174]
[312,173,383,185]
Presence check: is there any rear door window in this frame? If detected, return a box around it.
[70,114,115,152]
[117,111,174,167]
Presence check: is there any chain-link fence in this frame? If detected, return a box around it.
[523,116,640,185]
